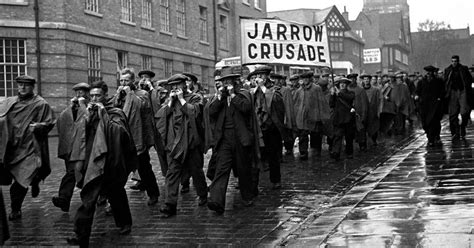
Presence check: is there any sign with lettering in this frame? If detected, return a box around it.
[241,18,330,67]
[363,48,381,64]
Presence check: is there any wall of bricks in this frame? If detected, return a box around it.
[1,0,267,115]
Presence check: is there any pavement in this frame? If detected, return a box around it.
[1,124,432,247]
[283,120,474,247]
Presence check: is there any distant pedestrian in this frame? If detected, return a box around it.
[415,66,445,146]
[361,74,382,146]
[444,55,473,140]
[329,77,355,161]
[53,82,90,212]
[0,75,55,221]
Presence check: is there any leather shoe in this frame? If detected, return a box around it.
[198,196,208,206]
[31,183,40,198]
[52,197,69,212]
[66,236,81,246]
[159,204,177,217]
[118,225,132,235]
[8,210,22,220]
[130,181,145,191]
[180,185,190,193]
[105,202,113,216]
[147,196,159,206]
[207,201,224,214]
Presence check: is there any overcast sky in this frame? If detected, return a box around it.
[267,0,474,34]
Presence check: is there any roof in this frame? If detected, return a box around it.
[345,30,365,44]
[268,6,350,30]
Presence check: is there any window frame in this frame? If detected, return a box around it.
[176,0,186,37]
[85,0,99,13]
[164,59,173,78]
[141,0,152,28]
[141,55,152,71]
[160,0,170,33]
[219,14,229,50]
[199,6,208,42]
[87,45,101,84]
[0,39,27,98]
[121,0,133,23]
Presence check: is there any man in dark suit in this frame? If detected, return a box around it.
[207,73,256,214]
[444,55,473,140]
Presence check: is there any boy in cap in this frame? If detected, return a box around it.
[53,82,90,212]
[0,75,55,220]
[361,74,382,146]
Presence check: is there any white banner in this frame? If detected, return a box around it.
[363,48,381,64]
[241,18,330,67]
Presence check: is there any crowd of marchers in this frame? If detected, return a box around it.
[0,55,473,247]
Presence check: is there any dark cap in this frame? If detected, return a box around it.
[334,76,351,85]
[167,74,188,85]
[289,74,300,81]
[253,65,272,75]
[72,82,90,91]
[246,70,257,80]
[270,73,284,79]
[376,70,382,74]
[300,71,314,79]
[395,72,404,78]
[347,73,358,79]
[359,73,372,79]
[468,66,474,72]
[15,75,36,84]
[423,65,439,72]
[156,79,168,86]
[138,70,155,78]
[217,74,240,82]
[183,72,198,82]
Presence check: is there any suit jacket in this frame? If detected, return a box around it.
[444,64,474,107]
[209,90,254,147]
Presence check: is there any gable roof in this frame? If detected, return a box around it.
[268,6,350,30]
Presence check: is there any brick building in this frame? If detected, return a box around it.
[268,6,365,75]
[410,27,473,72]
[0,0,266,112]
[348,0,412,74]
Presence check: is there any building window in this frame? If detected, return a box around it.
[142,0,152,27]
[160,0,170,32]
[402,53,408,65]
[121,0,133,22]
[355,30,363,39]
[0,0,28,5]
[199,6,208,42]
[116,51,128,83]
[176,0,186,36]
[329,30,344,52]
[254,0,261,9]
[0,39,27,97]
[85,0,99,13]
[399,29,403,40]
[184,62,191,73]
[352,46,359,57]
[87,45,101,84]
[395,49,401,62]
[142,55,152,70]
[219,15,228,50]
[164,59,173,78]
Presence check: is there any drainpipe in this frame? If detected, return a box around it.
[34,0,42,95]
[213,0,218,65]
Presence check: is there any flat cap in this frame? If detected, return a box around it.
[423,65,439,72]
[167,73,188,85]
[138,70,155,78]
[183,72,198,82]
[376,70,382,74]
[359,73,372,79]
[289,74,300,81]
[395,72,404,78]
[72,82,90,91]
[300,71,314,78]
[253,65,272,75]
[334,76,351,84]
[246,70,257,80]
[156,79,168,86]
[15,75,36,84]
[347,73,358,79]
[216,73,240,81]
[468,66,474,72]
[270,73,285,79]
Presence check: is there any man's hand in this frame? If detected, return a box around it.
[177,88,184,100]
[123,86,131,94]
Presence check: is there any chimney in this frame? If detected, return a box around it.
[342,6,349,21]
